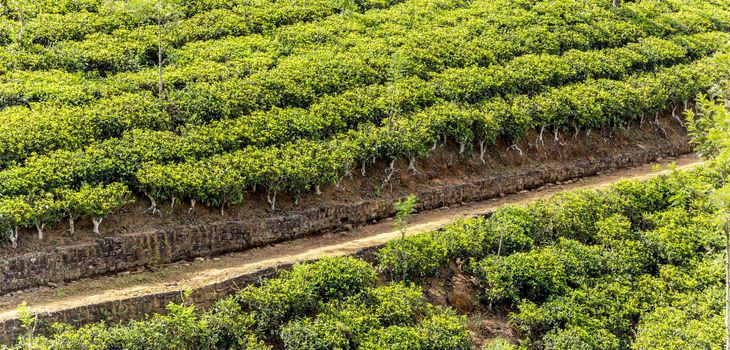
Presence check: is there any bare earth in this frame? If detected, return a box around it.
[0,153,702,321]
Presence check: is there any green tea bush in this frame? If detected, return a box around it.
[15,301,269,350]
[375,163,729,348]
[359,326,424,350]
[10,257,470,349]
[238,256,376,333]
[472,239,606,303]
[632,287,725,350]
[357,309,470,350]
[482,338,520,350]
[641,208,721,265]
[367,283,427,326]
[279,283,430,349]
[542,326,620,350]
[280,316,351,350]
[377,230,449,279]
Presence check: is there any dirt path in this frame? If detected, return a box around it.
[0,154,702,321]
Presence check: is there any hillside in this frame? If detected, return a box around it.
[0,0,729,249]
[2,0,730,348]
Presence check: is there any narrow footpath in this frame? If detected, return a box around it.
[0,154,702,322]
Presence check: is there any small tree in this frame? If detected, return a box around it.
[27,192,62,240]
[59,184,138,237]
[16,302,37,347]
[157,0,164,100]
[9,0,28,46]
[122,0,181,101]
[58,188,82,236]
[687,90,730,350]
[0,196,32,248]
[393,194,418,281]
[75,183,134,235]
[716,186,730,350]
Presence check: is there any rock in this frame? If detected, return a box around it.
[449,288,473,312]
[47,282,57,288]
[448,273,475,313]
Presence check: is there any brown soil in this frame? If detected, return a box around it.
[419,262,520,348]
[0,153,701,323]
[3,114,689,258]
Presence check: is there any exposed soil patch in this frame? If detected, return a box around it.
[417,262,521,348]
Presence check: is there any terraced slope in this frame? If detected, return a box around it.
[0,0,729,247]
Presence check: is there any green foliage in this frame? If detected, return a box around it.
[377,232,448,279]
[376,161,730,348]
[359,326,424,350]
[395,194,418,230]
[280,315,351,350]
[542,326,620,350]
[473,239,606,304]
[16,300,270,350]
[72,183,133,219]
[632,287,725,350]
[0,0,729,251]
[0,195,33,247]
[357,308,470,350]
[417,308,472,349]
[483,338,520,350]
[13,257,469,350]
[279,282,429,349]
[237,256,377,333]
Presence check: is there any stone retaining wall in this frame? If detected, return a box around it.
[0,140,691,296]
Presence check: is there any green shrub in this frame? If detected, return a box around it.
[483,338,520,350]
[377,232,449,279]
[359,326,424,350]
[278,283,428,348]
[280,316,351,350]
[418,308,471,350]
[357,308,470,350]
[542,326,620,350]
[473,239,605,303]
[480,209,535,255]
[238,257,377,333]
[367,283,427,326]
[641,208,720,265]
[528,189,609,244]
[633,287,724,350]
[17,302,269,350]
[278,283,468,350]
[305,256,378,300]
